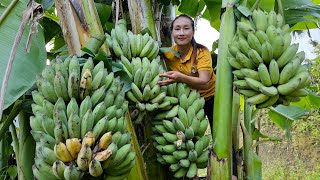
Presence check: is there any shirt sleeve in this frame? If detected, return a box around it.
[196,48,213,71]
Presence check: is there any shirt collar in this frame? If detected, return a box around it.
[173,45,193,63]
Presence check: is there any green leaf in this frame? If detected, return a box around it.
[39,0,54,10]
[237,5,252,17]
[291,92,320,109]
[269,105,308,137]
[7,165,17,180]
[251,151,262,180]
[203,0,221,30]
[0,0,47,110]
[159,47,180,58]
[252,128,268,140]
[95,3,112,29]
[178,0,199,17]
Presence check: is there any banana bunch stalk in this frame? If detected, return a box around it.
[229,9,311,108]
[106,19,160,60]
[30,55,135,179]
[152,83,211,178]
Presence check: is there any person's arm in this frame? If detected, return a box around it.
[158,70,211,90]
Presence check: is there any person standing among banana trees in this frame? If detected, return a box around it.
[158,14,216,129]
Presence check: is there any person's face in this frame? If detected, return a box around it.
[172,17,194,46]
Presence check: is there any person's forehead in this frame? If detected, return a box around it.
[173,17,192,26]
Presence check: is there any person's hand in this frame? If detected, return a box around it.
[158,71,184,86]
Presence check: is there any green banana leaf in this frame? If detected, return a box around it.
[269,105,309,137]
[0,0,46,110]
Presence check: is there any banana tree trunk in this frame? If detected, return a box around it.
[54,0,110,56]
[232,91,241,179]
[211,0,236,179]
[16,111,35,180]
[243,102,254,179]
[127,0,157,39]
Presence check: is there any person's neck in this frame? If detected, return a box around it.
[178,44,192,59]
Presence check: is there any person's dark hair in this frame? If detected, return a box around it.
[171,14,208,70]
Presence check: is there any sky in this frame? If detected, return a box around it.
[194,18,319,60]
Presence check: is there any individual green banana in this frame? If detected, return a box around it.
[247,48,263,65]
[185,126,195,140]
[141,70,153,88]
[131,82,144,102]
[228,56,243,69]
[288,88,309,97]
[278,62,294,84]
[261,42,273,64]
[42,65,56,85]
[140,36,154,57]
[252,9,268,32]
[238,36,251,56]
[236,51,255,69]
[79,95,92,120]
[186,163,198,178]
[68,55,80,76]
[112,37,124,57]
[246,93,270,105]
[92,101,107,125]
[164,104,179,119]
[228,44,241,58]
[188,149,198,162]
[91,70,104,91]
[68,71,80,100]
[277,44,299,68]
[79,68,92,100]
[247,32,262,55]
[233,80,251,89]
[67,111,81,139]
[277,77,302,95]
[31,90,45,106]
[91,85,106,107]
[89,160,103,177]
[110,144,131,166]
[64,165,82,180]
[240,68,260,81]
[256,94,279,108]
[236,21,255,37]
[198,118,209,136]
[259,86,278,96]
[258,63,272,86]
[53,72,70,101]
[81,109,94,138]
[52,160,66,179]
[266,25,277,44]
[255,30,269,44]
[239,89,260,97]
[41,78,58,103]
[41,115,55,137]
[37,146,57,165]
[269,59,280,84]
[196,150,209,164]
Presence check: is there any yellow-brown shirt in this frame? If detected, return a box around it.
[163,45,215,100]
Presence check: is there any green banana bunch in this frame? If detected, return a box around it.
[228,9,311,108]
[31,56,135,179]
[107,20,160,60]
[151,83,210,178]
